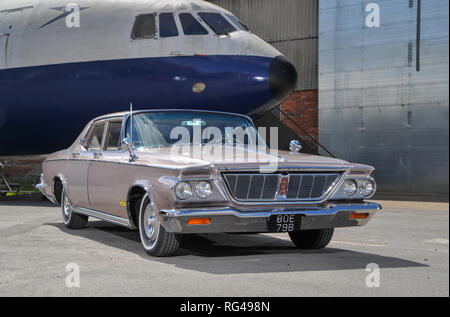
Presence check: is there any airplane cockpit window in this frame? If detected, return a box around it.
[159,13,179,38]
[179,13,208,35]
[225,14,249,31]
[198,12,236,35]
[131,14,156,40]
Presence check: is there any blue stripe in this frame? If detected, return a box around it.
[0,55,276,155]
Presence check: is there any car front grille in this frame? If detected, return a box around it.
[222,172,342,202]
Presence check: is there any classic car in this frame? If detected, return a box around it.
[37,110,381,257]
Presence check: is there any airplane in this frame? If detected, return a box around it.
[0,0,297,156]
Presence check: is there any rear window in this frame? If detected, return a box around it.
[131,14,156,39]
[159,13,179,38]
[87,123,105,151]
[225,14,249,31]
[179,13,208,35]
[198,12,236,35]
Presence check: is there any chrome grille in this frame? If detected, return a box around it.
[223,172,341,201]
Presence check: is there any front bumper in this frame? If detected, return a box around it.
[160,202,381,233]
[36,181,57,204]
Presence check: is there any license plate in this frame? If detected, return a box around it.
[267,214,302,233]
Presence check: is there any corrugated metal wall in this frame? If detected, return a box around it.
[207,0,318,90]
[319,0,449,195]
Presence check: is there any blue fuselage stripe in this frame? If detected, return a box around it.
[0,55,275,155]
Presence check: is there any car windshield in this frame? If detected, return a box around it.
[125,112,267,149]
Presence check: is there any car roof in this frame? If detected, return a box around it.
[92,109,254,123]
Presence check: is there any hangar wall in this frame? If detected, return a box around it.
[210,0,449,196]
[208,0,320,145]
[209,0,318,91]
[319,0,449,195]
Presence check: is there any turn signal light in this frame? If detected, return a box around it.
[187,218,211,225]
[350,213,369,219]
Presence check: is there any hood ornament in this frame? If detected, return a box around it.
[289,140,302,153]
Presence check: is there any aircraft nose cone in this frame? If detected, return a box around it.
[268,56,298,101]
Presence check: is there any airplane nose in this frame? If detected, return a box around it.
[268,56,298,101]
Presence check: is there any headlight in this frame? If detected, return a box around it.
[343,179,358,197]
[174,182,193,200]
[360,179,375,197]
[195,181,212,199]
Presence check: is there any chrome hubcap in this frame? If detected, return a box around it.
[63,194,71,218]
[143,203,160,243]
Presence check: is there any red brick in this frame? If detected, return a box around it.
[281,90,318,151]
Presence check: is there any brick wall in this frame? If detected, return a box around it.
[0,160,43,185]
[281,90,318,150]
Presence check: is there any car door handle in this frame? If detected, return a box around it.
[93,152,102,159]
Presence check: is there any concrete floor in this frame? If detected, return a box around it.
[0,199,448,296]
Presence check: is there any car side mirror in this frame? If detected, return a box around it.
[289,140,302,153]
[121,138,138,162]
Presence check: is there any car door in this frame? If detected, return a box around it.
[65,121,105,208]
[87,119,127,217]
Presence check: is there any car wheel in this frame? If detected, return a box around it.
[288,228,334,249]
[61,189,88,229]
[137,194,181,257]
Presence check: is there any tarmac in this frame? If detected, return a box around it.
[0,198,448,296]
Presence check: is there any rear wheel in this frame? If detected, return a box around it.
[288,228,334,249]
[137,194,181,257]
[61,189,88,229]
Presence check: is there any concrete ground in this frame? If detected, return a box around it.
[0,199,448,297]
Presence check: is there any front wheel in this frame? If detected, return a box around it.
[61,189,88,229]
[288,228,334,249]
[137,194,181,257]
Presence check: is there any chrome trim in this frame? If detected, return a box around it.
[160,202,381,218]
[331,176,378,200]
[221,172,344,203]
[359,177,377,199]
[43,158,184,171]
[218,166,350,172]
[35,183,57,204]
[35,178,58,204]
[72,206,132,228]
[159,202,381,233]
[117,109,255,125]
[171,177,221,201]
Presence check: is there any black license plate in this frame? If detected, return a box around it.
[268,214,302,233]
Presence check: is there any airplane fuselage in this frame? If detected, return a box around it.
[0,0,297,155]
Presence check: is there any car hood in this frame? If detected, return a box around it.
[133,145,359,171]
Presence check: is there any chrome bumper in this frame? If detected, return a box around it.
[159,202,381,233]
[35,181,58,204]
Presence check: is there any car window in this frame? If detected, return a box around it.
[159,13,179,38]
[86,123,105,151]
[124,112,266,149]
[225,14,248,31]
[179,13,208,35]
[105,121,122,151]
[132,14,156,39]
[198,12,236,35]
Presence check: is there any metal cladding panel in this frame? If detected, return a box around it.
[208,0,318,90]
[319,0,449,194]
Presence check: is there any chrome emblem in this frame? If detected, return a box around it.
[278,176,289,199]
